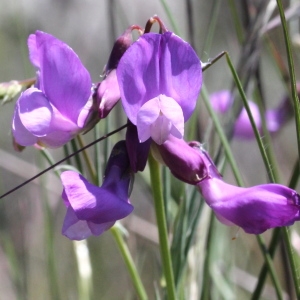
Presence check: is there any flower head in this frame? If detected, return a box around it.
[196,148,300,234]
[12,31,94,148]
[117,31,202,145]
[61,141,134,240]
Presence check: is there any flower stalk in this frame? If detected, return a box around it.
[148,152,177,300]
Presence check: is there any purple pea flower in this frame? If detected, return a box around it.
[61,141,134,240]
[12,31,93,148]
[196,148,300,234]
[117,31,202,145]
[210,89,233,114]
[210,90,293,139]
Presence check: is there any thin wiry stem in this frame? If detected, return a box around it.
[0,124,128,200]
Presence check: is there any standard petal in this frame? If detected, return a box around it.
[118,32,202,123]
[18,88,53,137]
[35,31,91,123]
[12,104,37,146]
[118,33,161,124]
[159,32,202,120]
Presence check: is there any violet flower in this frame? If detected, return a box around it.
[61,141,134,240]
[196,148,300,234]
[117,31,202,145]
[12,31,94,148]
[210,90,293,139]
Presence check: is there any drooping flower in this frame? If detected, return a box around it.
[210,90,293,139]
[117,31,202,145]
[61,141,134,240]
[196,147,300,234]
[12,31,94,148]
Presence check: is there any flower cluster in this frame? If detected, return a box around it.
[11,16,300,240]
[210,90,293,139]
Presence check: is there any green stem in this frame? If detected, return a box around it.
[200,210,214,300]
[76,133,148,300]
[256,235,283,300]
[148,152,177,300]
[281,227,300,299]
[76,135,96,183]
[110,226,148,300]
[276,1,300,297]
[202,83,283,297]
[251,228,281,299]
[201,85,244,186]
[276,0,300,161]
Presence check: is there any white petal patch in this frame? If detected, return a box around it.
[137,94,184,144]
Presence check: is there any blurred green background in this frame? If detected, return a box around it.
[0,0,299,299]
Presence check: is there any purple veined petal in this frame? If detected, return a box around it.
[118,33,161,124]
[34,31,91,123]
[18,88,53,137]
[12,104,37,146]
[159,32,202,120]
[61,171,133,224]
[118,32,202,124]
